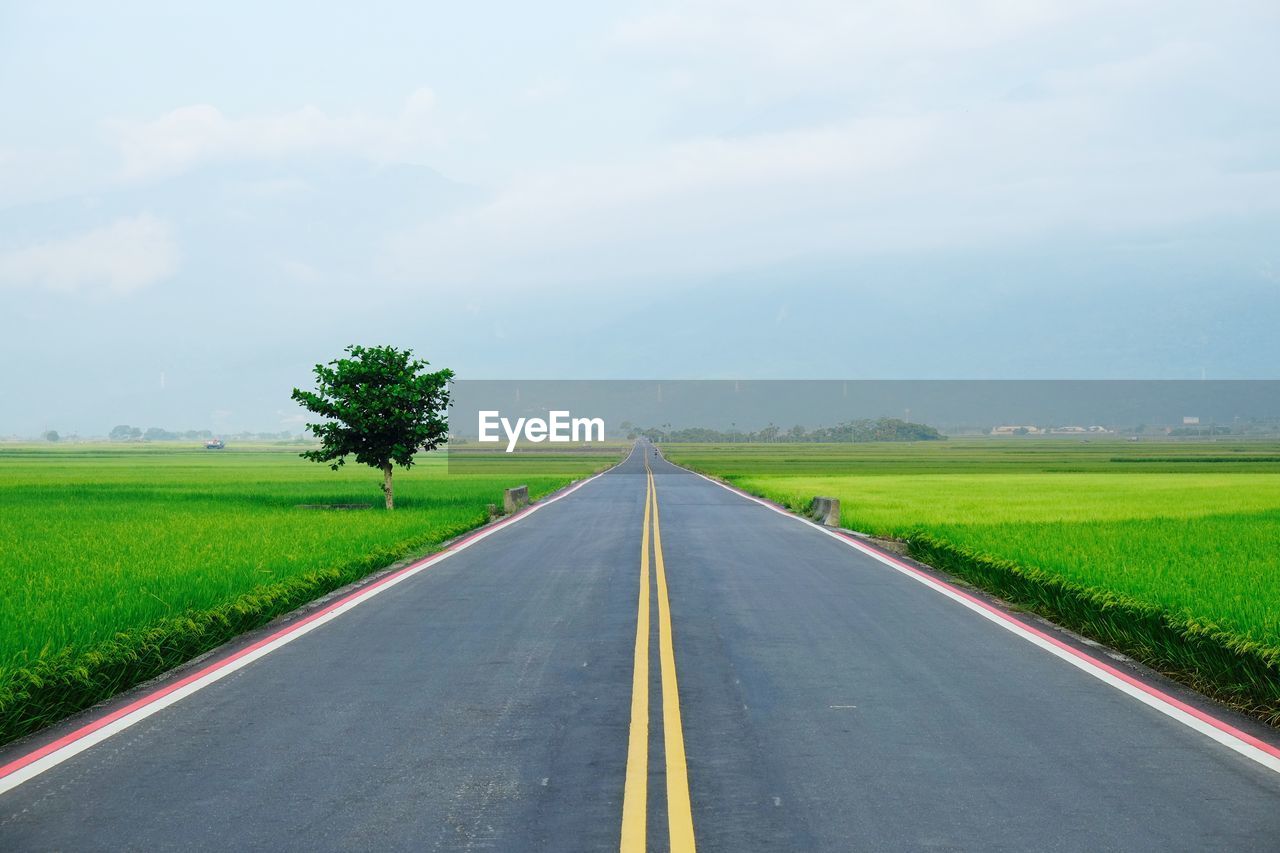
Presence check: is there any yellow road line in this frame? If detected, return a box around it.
[650,466,697,852]
[621,456,697,852]
[619,468,652,853]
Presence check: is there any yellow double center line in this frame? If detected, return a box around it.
[620,458,697,852]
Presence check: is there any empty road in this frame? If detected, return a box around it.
[2,442,1279,851]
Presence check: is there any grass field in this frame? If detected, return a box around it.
[665,439,1280,722]
[0,443,619,744]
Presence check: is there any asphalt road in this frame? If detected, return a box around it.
[2,441,1279,851]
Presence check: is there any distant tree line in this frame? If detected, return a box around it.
[107,425,298,441]
[633,417,944,443]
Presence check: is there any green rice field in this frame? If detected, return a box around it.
[0,443,619,743]
[665,439,1280,721]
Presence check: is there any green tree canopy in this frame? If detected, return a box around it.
[290,345,453,509]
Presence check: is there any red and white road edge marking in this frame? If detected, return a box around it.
[0,466,616,796]
[690,470,1280,776]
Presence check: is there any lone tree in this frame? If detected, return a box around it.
[291,345,453,509]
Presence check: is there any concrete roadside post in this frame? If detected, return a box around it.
[504,485,530,514]
[810,496,841,526]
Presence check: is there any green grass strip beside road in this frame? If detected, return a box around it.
[666,440,1280,726]
[904,535,1280,724]
[0,445,622,746]
[2,543,411,745]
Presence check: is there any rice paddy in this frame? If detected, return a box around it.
[0,442,618,743]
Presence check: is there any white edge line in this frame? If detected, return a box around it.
[686,468,1280,776]
[0,460,622,796]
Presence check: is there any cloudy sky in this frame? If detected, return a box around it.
[2,1,1278,435]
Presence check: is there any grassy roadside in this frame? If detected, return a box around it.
[665,440,1280,725]
[904,534,1280,723]
[0,444,622,745]
[2,539,431,746]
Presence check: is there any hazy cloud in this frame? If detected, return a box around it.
[0,215,179,295]
[1,0,1277,434]
[383,92,1280,287]
[107,88,442,181]
[611,0,1091,61]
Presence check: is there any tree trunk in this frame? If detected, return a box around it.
[382,462,394,510]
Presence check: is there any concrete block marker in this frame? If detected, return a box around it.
[504,485,530,513]
[809,496,840,526]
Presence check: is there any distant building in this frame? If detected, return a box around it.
[1048,425,1113,435]
[990,425,1042,435]
[205,438,225,450]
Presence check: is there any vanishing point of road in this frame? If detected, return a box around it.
[2,441,1279,851]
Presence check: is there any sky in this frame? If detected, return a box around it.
[1,1,1278,435]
